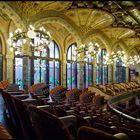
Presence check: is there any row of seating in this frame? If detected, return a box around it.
[0,89,132,140]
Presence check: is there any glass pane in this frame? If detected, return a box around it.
[49,41,54,58]
[41,49,47,57]
[55,45,59,59]
[67,63,72,90]
[88,64,93,86]
[102,66,108,84]
[67,47,71,60]
[55,61,60,86]
[15,58,23,89]
[41,60,46,83]
[34,59,40,84]
[49,61,54,90]
[34,50,40,57]
[96,66,101,85]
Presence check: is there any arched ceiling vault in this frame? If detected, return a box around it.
[0,1,139,56]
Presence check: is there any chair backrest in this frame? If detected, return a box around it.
[11,96,37,139]
[78,126,119,140]
[29,105,73,140]
[0,80,9,90]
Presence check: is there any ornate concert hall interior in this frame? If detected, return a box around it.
[0,1,140,140]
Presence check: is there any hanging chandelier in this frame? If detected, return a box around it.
[72,42,101,62]
[103,50,125,65]
[7,25,52,55]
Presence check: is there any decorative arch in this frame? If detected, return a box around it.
[112,40,129,57]
[128,47,139,56]
[83,29,111,54]
[33,11,82,44]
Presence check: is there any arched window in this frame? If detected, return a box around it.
[84,54,93,89]
[67,43,80,90]
[116,58,126,83]
[96,49,108,85]
[48,41,61,90]
[0,39,3,81]
[32,40,61,90]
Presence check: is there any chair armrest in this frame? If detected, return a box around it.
[37,105,50,110]
[22,99,37,106]
[12,94,29,100]
[59,115,77,130]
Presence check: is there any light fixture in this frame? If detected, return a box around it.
[104,50,125,65]
[7,2,52,55]
[72,42,101,62]
[7,25,52,55]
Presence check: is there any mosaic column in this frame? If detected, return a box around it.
[113,62,116,83]
[79,63,84,89]
[93,57,96,86]
[22,41,31,92]
[6,54,14,83]
[108,64,113,84]
[125,66,129,82]
[61,55,67,87]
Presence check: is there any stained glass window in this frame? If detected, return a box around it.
[14,57,23,89]
[84,55,93,89]
[32,40,60,89]
[96,49,108,85]
[67,43,80,90]
[115,58,126,83]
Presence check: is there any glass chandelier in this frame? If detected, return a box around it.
[72,42,101,62]
[104,50,125,65]
[7,25,52,55]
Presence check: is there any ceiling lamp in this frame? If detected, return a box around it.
[7,25,52,55]
[104,50,125,65]
[72,42,101,62]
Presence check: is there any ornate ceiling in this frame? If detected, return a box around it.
[0,1,139,54]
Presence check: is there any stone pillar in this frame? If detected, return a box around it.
[125,66,129,82]
[6,54,14,83]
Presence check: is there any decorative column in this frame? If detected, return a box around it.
[113,61,116,83]
[6,54,14,83]
[61,55,67,87]
[108,64,113,84]
[125,66,129,82]
[93,57,96,86]
[22,41,31,92]
[79,63,84,89]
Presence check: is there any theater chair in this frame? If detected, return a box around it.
[49,85,67,100]
[66,88,82,101]
[79,91,95,104]
[11,96,38,139]
[29,105,76,140]
[29,83,50,99]
[0,123,12,139]
[0,90,24,138]
[78,126,129,140]
[92,94,105,107]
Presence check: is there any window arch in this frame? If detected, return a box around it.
[66,43,80,90]
[115,58,126,83]
[96,49,108,85]
[32,40,61,90]
[0,39,3,81]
